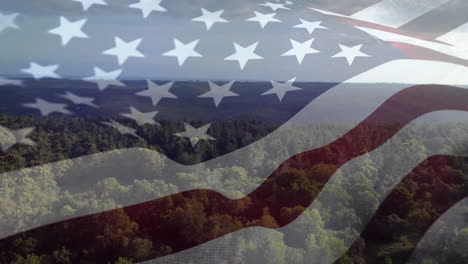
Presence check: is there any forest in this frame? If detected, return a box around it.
[0,114,467,264]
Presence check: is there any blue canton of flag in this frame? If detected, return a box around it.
[0,0,405,166]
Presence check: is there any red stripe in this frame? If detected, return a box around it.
[0,85,467,263]
[308,1,381,16]
[389,42,468,67]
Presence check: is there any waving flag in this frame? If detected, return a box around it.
[0,0,467,263]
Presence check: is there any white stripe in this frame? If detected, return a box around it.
[407,198,468,264]
[145,110,468,264]
[290,60,468,125]
[355,26,468,60]
[1,60,467,237]
[346,59,468,85]
[308,7,350,18]
[350,0,451,28]
[437,21,468,47]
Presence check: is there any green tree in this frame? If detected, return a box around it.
[114,257,133,264]
[384,256,393,264]
[11,254,50,264]
[52,247,71,264]
[261,231,287,264]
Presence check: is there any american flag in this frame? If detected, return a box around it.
[0,0,467,263]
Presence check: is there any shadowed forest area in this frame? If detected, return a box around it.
[0,115,467,264]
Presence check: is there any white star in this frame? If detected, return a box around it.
[136,80,177,106]
[129,0,166,18]
[83,67,125,91]
[282,38,319,64]
[163,38,203,66]
[0,12,19,33]
[192,8,228,30]
[21,62,61,79]
[0,78,23,86]
[48,17,88,46]
[71,0,107,11]
[0,126,35,152]
[259,1,291,11]
[175,123,216,147]
[224,42,263,70]
[262,77,301,101]
[246,11,281,28]
[59,91,98,107]
[199,81,238,107]
[23,98,71,116]
[332,44,370,65]
[293,19,327,34]
[103,37,144,65]
[121,106,159,126]
[102,120,142,139]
